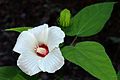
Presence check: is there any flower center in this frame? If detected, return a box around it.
[35,44,49,57]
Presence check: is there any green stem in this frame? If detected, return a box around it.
[70,36,78,46]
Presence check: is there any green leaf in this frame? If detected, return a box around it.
[0,77,10,80]
[0,66,26,80]
[12,74,27,80]
[0,66,19,79]
[6,27,32,32]
[19,72,39,80]
[65,2,115,37]
[117,71,120,80]
[62,41,117,80]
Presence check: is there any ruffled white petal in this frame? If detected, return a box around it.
[14,24,65,75]
[47,26,65,51]
[38,48,64,73]
[13,31,38,54]
[28,24,48,44]
[17,52,41,76]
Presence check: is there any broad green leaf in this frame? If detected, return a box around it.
[62,41,117,80]
[19,72,39,80]
[117,71,120,80]
[6,27,32,32]
[0,66,26,80]
[0,77,10,80]
[0,66,19,79]
[65,2,115,37]
[12,74,26,80]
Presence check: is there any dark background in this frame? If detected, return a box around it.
[0,0,120,80]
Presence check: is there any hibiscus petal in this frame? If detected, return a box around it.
[28,24,48,44]
[47,26,65,51]
[38,48,64,73]
[17,52,41,76]
[13,31,38,54]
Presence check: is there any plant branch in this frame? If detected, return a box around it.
[70,36,78,46]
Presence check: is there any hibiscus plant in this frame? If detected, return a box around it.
[0,2,118,80]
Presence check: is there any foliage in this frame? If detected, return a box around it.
[117,71,120,80]
[62,41,117,80]
[6,27,31,32]
[64,2,115,37]
[0,66,39,80]
[0,66,26,80]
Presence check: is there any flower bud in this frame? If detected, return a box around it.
[59,9,71,27]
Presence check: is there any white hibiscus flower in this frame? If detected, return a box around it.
[13,24,65,76]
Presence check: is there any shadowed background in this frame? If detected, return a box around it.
[0,0,120,80]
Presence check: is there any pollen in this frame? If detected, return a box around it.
[36,48,46,54]
[35,44,49,57]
